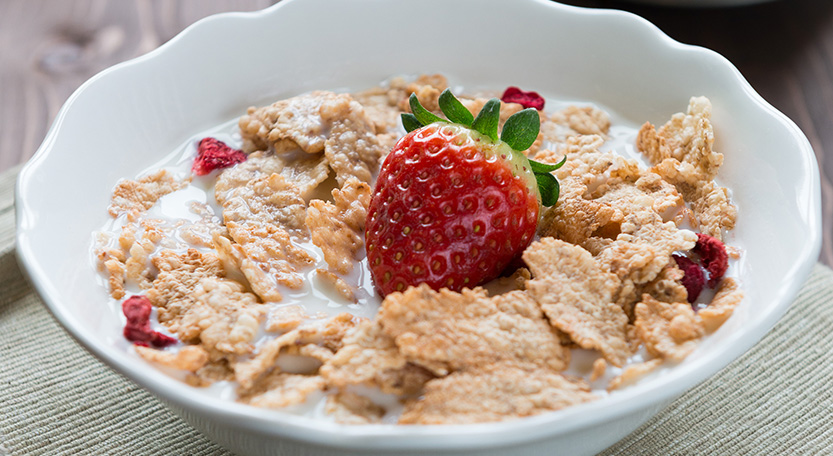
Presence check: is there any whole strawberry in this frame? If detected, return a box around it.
[366,90,564,296]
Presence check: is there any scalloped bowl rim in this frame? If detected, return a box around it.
[15,0,821,451]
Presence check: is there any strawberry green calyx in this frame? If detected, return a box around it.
[401,89,565,207]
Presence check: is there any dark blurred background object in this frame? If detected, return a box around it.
[1,0,830,265]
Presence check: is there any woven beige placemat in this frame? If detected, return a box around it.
[1,162,831,455]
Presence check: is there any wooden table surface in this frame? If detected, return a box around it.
[1,0,830,265]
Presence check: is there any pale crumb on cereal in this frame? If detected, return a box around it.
[379,285,570,374]
[167,278,267,359]
[222,173,308,237]
[265,305,309,333]
[235,313,359,389]
[538,183,621,245]
[306,178,372,276]
[351,87,401,134]
[124,221,165,290]
[537,135,644,244]
[636,97,737,240]
[536,105,611,157]
[497,267,531,291]
[103,258,126,299]
[135,345,209,372]
[634,295,705,362]
[607,358,664,391]
[320,320,434,396]
[596,213,697,312]
[222,221,315,302]
[590,358,607,382]
[591,173,684,221]
[523,238,630,367]
[146,248,225,314]
[237,372,326,409]
[178,203,227,249]
[550,105,611,138]
[316,269,356,302]
[699,278,743,333]
[638,97,721,180]
[108,170,189,222]
[215,152,330,204]
[285,343,335,365]
[725,245,742,260]
[322,98,385,186]
[394,74,448,113]
[399,361,597,425]
[690,180,738,239]
[324,392,386,425]
[625,264,688,318]
[239,91,342,154]
[186,360,235,387]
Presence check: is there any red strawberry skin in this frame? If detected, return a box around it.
[366,123,539,296]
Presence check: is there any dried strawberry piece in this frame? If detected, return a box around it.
[192,137,247,176]
[693,233,729,288]
[501,86,545,110]
[122,295,177,348]
[673,254,705,304]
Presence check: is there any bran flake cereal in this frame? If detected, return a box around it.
[93,76,743,425]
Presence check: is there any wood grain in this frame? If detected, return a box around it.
[1,0,830,265]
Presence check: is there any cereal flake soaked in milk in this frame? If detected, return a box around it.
[91,77,745,424]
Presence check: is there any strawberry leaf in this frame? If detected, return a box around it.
[401,113,423,133]
[438,89,474,126]
[528,155,567,173]
[409,93,446,126]
[501,108,540,151]
[534,172,560,207]
[472,98,501,142]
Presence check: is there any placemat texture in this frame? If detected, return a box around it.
[1,163,831,456]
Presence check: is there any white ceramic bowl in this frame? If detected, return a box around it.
[16,0,820,455]
[622,0,776,6]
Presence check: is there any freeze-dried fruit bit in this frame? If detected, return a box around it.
[673,254,705,304]
[693,233,729,287]
[192,137,247,176]
[501,86,545,110]
[122,295,177,348]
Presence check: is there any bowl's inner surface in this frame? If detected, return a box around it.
[16,0,818,449]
